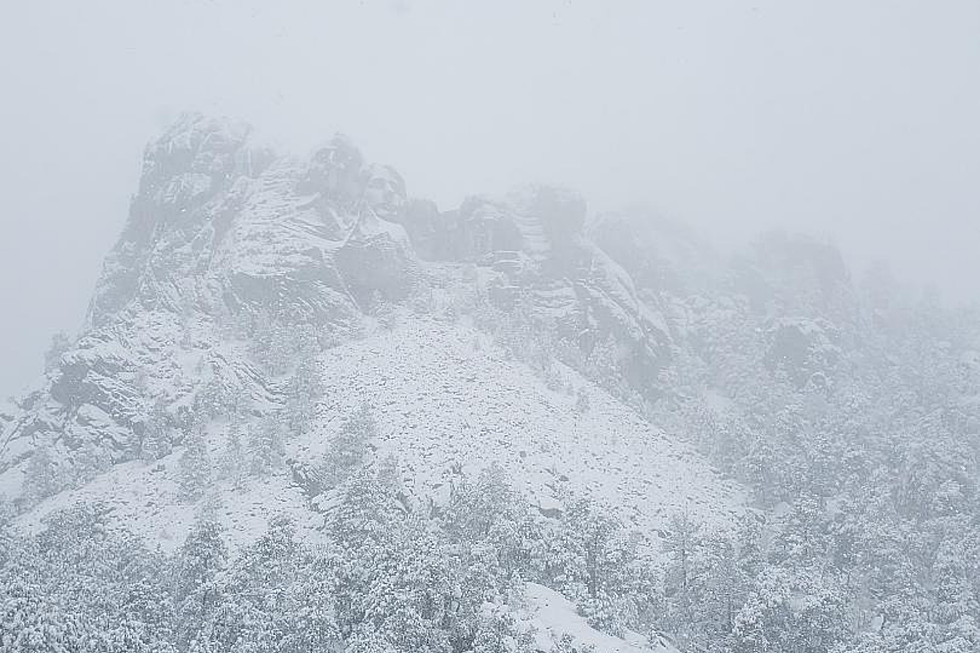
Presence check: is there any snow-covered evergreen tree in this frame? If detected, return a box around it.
[282,356,323,435]
[247,415,285,477]
[20,446,64,507]
[322,403,375,486]
[73,439,111,485]
[174,513,227,650]
[140,397,174,462]
[220,420,247,490]
[178,421,211,502]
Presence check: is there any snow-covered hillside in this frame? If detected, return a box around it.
[5,111,979,653]
[0,113,756,653]
[13,316,742,556]
[310,318,743,537]
[526,584,679,653]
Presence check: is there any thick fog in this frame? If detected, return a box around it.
[1,0,978,397]
[6,5,980,653]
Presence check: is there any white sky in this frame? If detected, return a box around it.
[1,0,978,397]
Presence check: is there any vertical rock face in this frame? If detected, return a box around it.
[87,114,257,329]
[1,114,684,490]
[0,114,421,481]
[730,232,858,325]
[400,185,675,394]
[587,210,717,297]
[403,185,586,266]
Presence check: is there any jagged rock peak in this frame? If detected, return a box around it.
[0,114,684,503]
[139,112,255,194]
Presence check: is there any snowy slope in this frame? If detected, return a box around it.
[14,315,742,557]
[305,317,743,541]
[526,584,680,653]
[0,114,747,653]
[14,453,323,553]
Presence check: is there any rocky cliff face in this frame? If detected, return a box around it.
[0,114,680,497]
[0,112,889,507]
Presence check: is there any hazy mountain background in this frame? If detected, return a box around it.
[1,0,979,399]
[1,108,978,652]
[2,5,980,649]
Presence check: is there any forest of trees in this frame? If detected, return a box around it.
[7,424,975,653]
[5,243,980,653]
[1,464,631,653]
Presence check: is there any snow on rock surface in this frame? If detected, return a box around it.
[309,317,743,540]
[0,115,747,653]
[11,315,741,555]
[1,114,681,484]
[14,438,323,554]
[525,583,679,653]
[1,114,743,569]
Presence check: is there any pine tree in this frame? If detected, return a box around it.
[585,334,624,397]
[178,421,211,502]
[565,497,637,634]
[248,415,285,477]
[174,513,227,650]
[0,494,14,527]
[220,420,247,490]
[330,457,402,552]
[443,464,537,587]
[323,404,375,486]
[283,356,323,435]
[284,556,341,653]
[73,439,111,485]
[140,397,173,462]
[0,586,91,653]
[21,445,64,506]
[663,510,707,646]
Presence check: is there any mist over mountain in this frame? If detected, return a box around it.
[4,1,980,407]
[1,113,978,653]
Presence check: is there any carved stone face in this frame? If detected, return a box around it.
[303,134,364,200]
[362,164,406,221]
[313,134,361,171]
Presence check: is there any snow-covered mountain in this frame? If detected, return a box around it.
[0,113,750,653]
[1,113,685,487]
[4,113,979,653]
[0,112,734,505]
[13,316,743,551]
